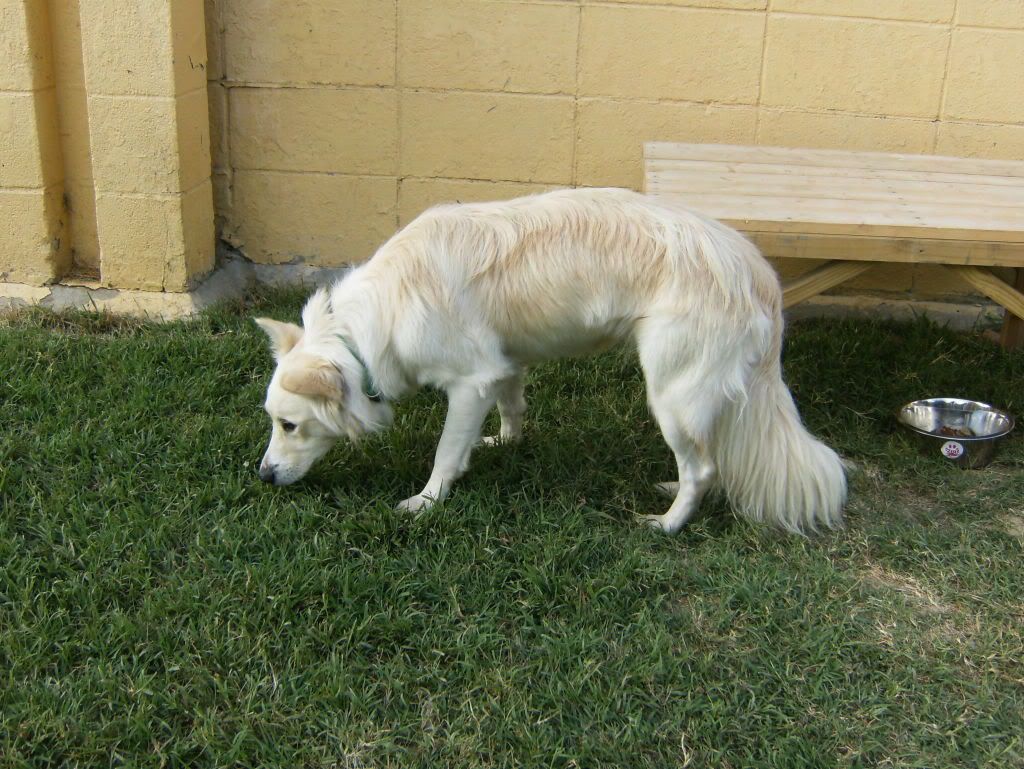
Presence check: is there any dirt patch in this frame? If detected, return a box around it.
[0,307,149,336]
[858,564,979,655]
[845,462,951,526]
[999,512,1024,539]
[860,564,952,615]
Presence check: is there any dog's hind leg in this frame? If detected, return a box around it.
[635,319,738,534]
[480,370,526,446]
[640,397,717,534]
[396,381,497,514]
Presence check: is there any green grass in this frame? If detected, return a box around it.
[2,289,1024,768]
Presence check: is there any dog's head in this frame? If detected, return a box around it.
[254,293,391,486]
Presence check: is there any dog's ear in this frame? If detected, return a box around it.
[254,317,303,360]
[281,360,345,402]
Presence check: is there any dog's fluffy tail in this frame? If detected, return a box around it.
[713,359,846,534]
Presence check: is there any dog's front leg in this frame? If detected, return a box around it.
[397,381,496,513]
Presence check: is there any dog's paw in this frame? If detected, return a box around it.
[479,433,520,447]
[637,513,667,532]
[654,481,679,499]
[636,513,687,535]
[395,494,434,514]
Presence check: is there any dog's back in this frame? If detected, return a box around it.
[367,188,780,363]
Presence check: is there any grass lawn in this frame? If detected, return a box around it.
[2,288,1024,768]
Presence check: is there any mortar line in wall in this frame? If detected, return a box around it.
[753,0,771,143]
[161,244,170,293]
[93,177,213,202]
[581,97,965,125]
[953,22,1024,32]
[0,87,36,95]
[0,184,64,194]
[570,0,582,187]
[581,1,959,27]
[85,92,167,102]
[232,169,399,180]
[756,106,943,123]
[223,81,575,100]
[470,0,585,6]
[402,175,565,186]
[935,0,959,152]
[583,2,762,17]
[713,9,955,28]
[755,104,1022,128]
[942,117,1024,129]
[176,85,207,102]
[222,80,397,92]
[87,86,205,102]
[180,175,213,197]
[578,95,753,110]
[230,169,569,187]
[403,175,525,183]
[394,0,401,229]
[761,105,1024,128]
[218,82,1024,129]
[216,0,233,213]
[214,0,1009,31]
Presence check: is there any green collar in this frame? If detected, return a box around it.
[337,334,383,402]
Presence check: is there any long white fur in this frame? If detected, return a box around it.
[258,187,846,534]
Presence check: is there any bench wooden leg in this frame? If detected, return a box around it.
[782,260,873,308]
[1000,268,1024,349]
[947,265,1024,349]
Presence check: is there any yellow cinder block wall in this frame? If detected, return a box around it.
[203,0,1024,301]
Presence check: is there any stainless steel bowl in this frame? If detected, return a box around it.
[897,398,1014,469]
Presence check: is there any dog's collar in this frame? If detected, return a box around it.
[336,334,383,403]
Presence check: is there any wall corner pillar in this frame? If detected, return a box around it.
[79,0,214,292]
[0,0,70,285]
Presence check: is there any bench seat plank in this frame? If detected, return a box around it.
[647,159,1024,189]
[647,170,1024,208]
[646,142,1024,179]
[643,142,1024,347]
[745,232,1024,268]
[650,197,1024,244]
[645,142,1024,248]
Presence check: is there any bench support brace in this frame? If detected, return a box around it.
[782,260,873,308]
[947,265,1024,349]
[781,261,1024,349]
[1000,269,1024,348]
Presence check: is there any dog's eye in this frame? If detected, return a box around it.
[280,420,297,433]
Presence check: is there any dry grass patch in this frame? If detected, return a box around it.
[860,564,952,616]
[998,511,1024,539]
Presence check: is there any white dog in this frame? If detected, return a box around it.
[255,188,846,534]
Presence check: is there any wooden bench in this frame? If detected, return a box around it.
[643,143,1024,347]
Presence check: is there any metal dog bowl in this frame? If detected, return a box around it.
[897,398,1014,469]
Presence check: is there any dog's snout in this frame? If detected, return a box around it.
[258,462,277,485]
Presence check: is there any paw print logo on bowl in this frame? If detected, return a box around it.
[941,441,964,459]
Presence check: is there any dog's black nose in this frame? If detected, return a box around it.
[258,464,276,485]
